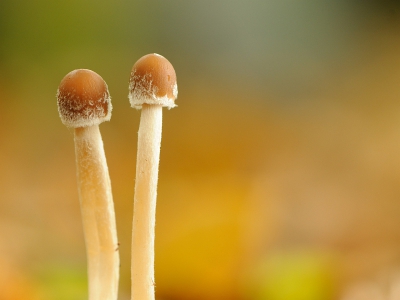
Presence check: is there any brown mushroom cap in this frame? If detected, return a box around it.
[129,53,178,109]
[57,69,112,128]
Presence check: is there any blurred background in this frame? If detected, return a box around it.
[2,0,400,299]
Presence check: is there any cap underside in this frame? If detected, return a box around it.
[57,89,112,128]
[128,75,177,110]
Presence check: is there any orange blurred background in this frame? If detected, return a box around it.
[2,1,400,299]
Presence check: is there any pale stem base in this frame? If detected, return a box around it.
[131,104,163,300]
[74,125,119,300]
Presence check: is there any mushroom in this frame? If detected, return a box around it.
[128,53,178,300]
[57,69,119,300]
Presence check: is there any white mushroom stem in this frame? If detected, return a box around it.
[131,104,163,300]
[74,125,119,300]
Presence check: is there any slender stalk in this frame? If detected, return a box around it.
[74,125,119,300]
[131,104,163,300]
[128,53,177,300]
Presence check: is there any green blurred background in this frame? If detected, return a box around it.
[2,1,400,299]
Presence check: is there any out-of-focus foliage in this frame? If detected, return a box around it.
[1,1,400,300]
[34,264,87,300]
[245,251,337,300]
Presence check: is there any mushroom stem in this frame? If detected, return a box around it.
[128,53,177,300]
[131,104,162,300]
[74,125,119,300]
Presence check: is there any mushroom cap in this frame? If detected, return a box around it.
[57,69,112,128]
[129,53,178,109]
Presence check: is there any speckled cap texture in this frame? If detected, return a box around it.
[129,53,178,109]
[57,69,112,128]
